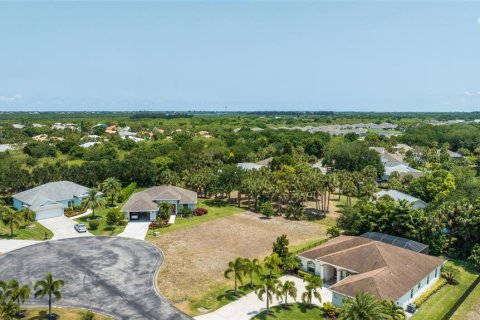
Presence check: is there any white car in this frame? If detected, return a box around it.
[74,223,87,233]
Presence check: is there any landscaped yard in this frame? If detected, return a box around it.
[252,304,322,320]
[25,307,111,320]
[149,210,328,316]
[412,259,478,320]
[74,207,126,236]
[146,198,244,236]
[0,221,53,240]
[451,280,480,320]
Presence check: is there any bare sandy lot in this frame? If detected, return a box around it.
[150,211,327,314]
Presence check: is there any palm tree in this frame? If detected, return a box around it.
[263,253,281,279]
[0,205,23,237]
[338,291,388,320]
[282,254,301,273]
[277,280,297,308]
[243,258,262,288]
[441,265,460,284]
[102,177,122,206]
[0,280,17,319]
[256,278,280,318]
[159,202,174,220]
[19,208,36,225]
[34,273,65,319]
[81,188,105,217]
[302,273,323,308]
[224,257,245,295]
[8,279,30,316]
[382,300,405,320]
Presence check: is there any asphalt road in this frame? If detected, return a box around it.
[0,237,191,320]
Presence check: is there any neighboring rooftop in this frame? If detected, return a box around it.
[121,185,197,212]
[13,181,90,211]
[375,189,427,208]
[361,232,429,253]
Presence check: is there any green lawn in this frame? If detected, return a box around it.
[25,307,111,320]
[411,259,478,320]
[451,279,480,320]
[147,198,244,237]
[252,303,323,320]
[0,221,53,240]
[74,207,126,236]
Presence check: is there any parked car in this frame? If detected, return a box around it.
[74,223,87,233]
[130,213,139,220]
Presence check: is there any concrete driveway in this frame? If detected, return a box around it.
[194,275,332,320]
[38,216,93,240]
[0,239,41,254]
[118,221,150,240]
[0,237,190,320]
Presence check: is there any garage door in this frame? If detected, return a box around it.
[35,208,64,220]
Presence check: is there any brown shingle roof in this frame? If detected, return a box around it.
[121,185,197,212]
[300,236,444,301]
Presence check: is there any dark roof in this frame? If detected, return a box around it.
[361,232,429,253]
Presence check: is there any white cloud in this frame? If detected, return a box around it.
[0,95,22,102]
[464,91,474,96]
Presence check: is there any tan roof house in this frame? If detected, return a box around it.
[298,235,444,309]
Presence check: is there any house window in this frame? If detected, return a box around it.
[307,261,315,274]
[183,204,189,209]
[427,275,430,285]
[435,268,438,277]
[418,283,421,289]
[410,289,413,299]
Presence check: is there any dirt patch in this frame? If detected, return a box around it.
[150,211,326,313]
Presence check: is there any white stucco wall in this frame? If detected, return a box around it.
[299,256,322,276]
[332,292,347,307]
[396,266,442,308]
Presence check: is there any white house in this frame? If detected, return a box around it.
[12,181,91,220]
[298,235,444,309]
[375,189,428,209]
[121,185,197,222]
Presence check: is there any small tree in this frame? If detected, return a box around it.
[102,177,122,206]
[256,278,281,317]
[81,188,105,218]
[468,244,480,271]
[260,202,275,219]
[441,265,460,284]
[158,202,174,220]
[282,253,301,273]
[263,253,281,279]
[302,273,323,308]
[277,280,297,308]
[224,257,245,295]
[8,279,30,316]
[272,234,289,262]
[19,208,36,226]
[243,258,262,288]
[34,273,64,320]
[106,209,119,234]
[0,205,23,237]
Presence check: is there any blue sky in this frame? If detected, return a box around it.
[0,1,479,112]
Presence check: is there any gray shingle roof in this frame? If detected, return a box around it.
[375,189,427,207]
[121,185,197,212]
[13,181,90,211]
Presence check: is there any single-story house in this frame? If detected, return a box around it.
[121,185,197,221]
[298,235,444,309]
[375,189,428,209]
[12,181,91,220]
[237,158,272,171]
[382,162,423,181]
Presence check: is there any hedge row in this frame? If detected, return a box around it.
[414,278,448,308]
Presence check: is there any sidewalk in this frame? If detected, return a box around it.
[0,239,41,254]
[194,275,332,320]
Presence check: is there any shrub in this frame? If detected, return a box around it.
[442,265,460,284]
[468,244,480,272]
[118,182,137,202]
[79,310,96,320]
[118,219,129,226]
[106,209,120,226]
[327,226,341,238]
[179,207,193,217]
[193,208,208,216]
[297,270,308,278]
[89,220,100,230]
[260,202,275,219]
[414,277,448,308]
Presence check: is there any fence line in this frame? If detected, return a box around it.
[291,238,329,255]
[442,275,480,320]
